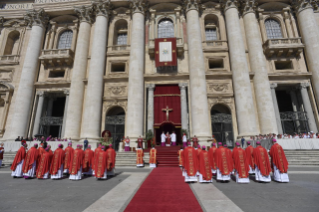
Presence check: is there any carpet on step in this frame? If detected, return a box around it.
[124,167,203,212]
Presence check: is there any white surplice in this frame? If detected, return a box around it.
[211,169,217,174]
[149,164,156,168]
[216,168,231,181]
[23,161,36,178]
[11,160,24,177]
[199,173,213,183]
[273,164,289,182]
[248,165,255,174]
[171,133,176,142]
[235,172,250,183]
[96,170,107,179]
[63,169,69,174]
[69,166,82,180]
[83,167,93,176]
[182,135,187,142]
[42,171,49,179]
[51,164,64,179]
[161,133,166,143]
[255,166,271,182]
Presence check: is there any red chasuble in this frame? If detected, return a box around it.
[183,147,198,176]
[63,146,74,170]
[208,146,217,170]
[69,149,84,175]
[95,150,108,178]
[36,152,52,178]
[22,147,38,173]
[269,143,289,173]
[106,147,116,171]
[93,147,101,171]
[215,147,232,175]
[50,148,65,175]
[149,148,157,164]
[253,146,271,176]
[225,147,234,171]
[196,148,202,161]
[178,150,184,166]
[245,145,255,170]
[36,147,45,172]
[199,150,212,180]
[232,148,249,178]
[136,149,144,164]
[83,148,94,172]
[11,146,26,171]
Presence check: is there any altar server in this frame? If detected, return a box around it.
[178,147,184,167]
[22,143,39,179]
[182,133,187,147]
[269,139,289,182]
[171,131,177,146]
[11,141,27,178]
[161,132,166,147]
[253,141,271,182]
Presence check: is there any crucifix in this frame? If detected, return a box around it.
[162,106,173,121]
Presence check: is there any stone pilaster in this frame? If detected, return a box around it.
[7,9,48,139]
[242,0,278,134]
[179,83,189,133]
[61,90,69,138]
[220,0,258,136]
[147,84,155,132]
[125,0,148,140]
[270,83,283,134]
[81,0,112,141]
[64,6,93,141]
[32,91,45,136]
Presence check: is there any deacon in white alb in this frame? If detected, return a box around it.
[171,131,176,146]
[161,131,166,147]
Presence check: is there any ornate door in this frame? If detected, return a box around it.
[105,115,125,151]
[211,113,233,147]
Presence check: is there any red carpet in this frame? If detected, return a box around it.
[124,167,203,212]
[156,146,180,167]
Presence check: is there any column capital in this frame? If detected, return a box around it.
[242,0,257,16]
[92,0,113,18]
[300,82,310,89]
[63,89,70,95]
[37,91,45,96]
[291,0,318,14]
[179,82,188,89]
[130,0,149,15]
[24,8,49,28]
[182,0,201,13]
[220,0,239,12]
[270,83,277,89]
[146,84,155,90]
[0,17,4,27]
[74,5,94,24]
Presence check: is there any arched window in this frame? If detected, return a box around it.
[204,15,219,41]
[4,31,20,55]
[57,30,73,49]
[265,19,283,39]
[158,19,174,38]
[114,20,128,46]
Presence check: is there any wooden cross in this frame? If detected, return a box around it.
[162,106,173,121]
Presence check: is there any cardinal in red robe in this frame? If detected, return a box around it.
[224,144,234,173]
[36,143,46,173]
[106,144,116,175]
[22,143,39,179]
[50,144,65,179]
[215,142,232,181]
[253,141,271,182]
[178,147,184,167]
[269,139,289,182]
[198,146,213,183]
[232,142,250,183]
[93,144,102,175]
[95,146,108,179]
[63,142,74,174]
[83,145,94,176]
[245,141,255,174]
[11,141,27,178]
[36,147,52,179]
[183,142,198,182]
[208,143,217,174]
[149,146,157,168]
[69,145,84,180]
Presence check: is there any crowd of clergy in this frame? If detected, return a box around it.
[251,132,319,140]
[10,141,116,180]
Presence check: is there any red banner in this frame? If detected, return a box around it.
[155,38,177,67]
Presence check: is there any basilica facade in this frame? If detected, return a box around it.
[0,0,319,149]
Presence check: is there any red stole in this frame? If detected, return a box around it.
[178,150,184,166]
[149,148,157,164]
[208,146,217,170]
[95,151,107,178]
[22,147,38,173]
[11,146,26,171]
[69,149,84,175]
[36,152,51,178]
[106,148,116,171]
[269,143,289,173]
[183,147,198,176]
[215,147,232,175]
[63,146,74,170]
[83,149,94,172]
[136,149,144,164]
[245,145,255,170]
[199,150,212,180]
[253,146,271,176]
[232,148,249,178]
[50,148,65,175]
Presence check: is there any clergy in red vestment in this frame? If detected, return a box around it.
[11,141,27,178]
[83,145,94,176]
[192,135,198,148]
[269,139,289,182]
[106,144,116,175]
[136,147,144,167]
[245,141,255,174]
[93,144,102,175]
[224,144,234,173]
[137,136,144,149]
[232,142,250,183]
[208,143,217,174]
[183,142,198,182]
[69,145,84,181]
[198,146,213,183]
[253,141,271,182]
[178,147,184,167]
[36,147,52,179]
[22,143,39,179]
[166,132,171,146]
[95,146,108,179]
[36,143,46,173]
[149,146,157,168]
[50,144,65,179]
[63,142,74,174]
[215,142,232,181]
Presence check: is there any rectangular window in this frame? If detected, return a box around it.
[208,59,224,69]
[49,70,65,78]
[117,33,127,45]
[111,63,125,72]
[205,28,217,41]
[275,61,293,70]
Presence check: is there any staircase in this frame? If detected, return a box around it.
[116,152,149,167]
[2,152,16,166]
[156,146,179,167]
[284,150,319,166]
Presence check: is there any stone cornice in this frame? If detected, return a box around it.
[130,0,149,15]
[74,5,93,24]
[220,0,239,12]
[242,0,257,16]
[291,0,319,14]
[24,8,49,28]
[182,0,201,13]
[92,0,113,18]
[0,17,4,27]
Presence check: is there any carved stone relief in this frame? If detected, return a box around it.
[208,97,234,110]
[0,70,13,82]
[104,85,127,97]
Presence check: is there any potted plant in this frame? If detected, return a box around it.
[146,130,153,148]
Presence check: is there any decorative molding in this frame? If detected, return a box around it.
[220,0,239,12]
[0,17,4,27]
[3,19,27,28]
[24,8,49,28]
[291,0,318,14]
[300,82,310,88]
[242,0,257,16]
[182,0,201,13]
[130,0,149,15]
[108,86,126,96]
[208,97,233,109]
[74,5,93,24]
[146,84,155,90]
[208,83,229,93]
[92,0,113,18]
[103,99,127,112]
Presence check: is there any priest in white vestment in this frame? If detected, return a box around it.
[182,133,187,147]
[161,132,166,147]
[171,131,177,146]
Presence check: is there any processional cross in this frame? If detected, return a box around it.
[162,106,173,121]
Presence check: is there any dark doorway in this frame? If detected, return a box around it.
[51,97,66,116]
[155,122,181,145]
[105,107,125,151]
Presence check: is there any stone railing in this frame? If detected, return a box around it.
[263,38,304,57]
[108,45,130,51]
[202,40,228,52]
[40,116,63,126]
[0,55,20,65]
[264,38,302,46]
[39,49,74,67]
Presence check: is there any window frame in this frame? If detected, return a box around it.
[265,18,283,40]
[157,18,175,39]
[57,30,73,50]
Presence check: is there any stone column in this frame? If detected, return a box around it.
[293,0,319,109]
[270,83,283,134]
[8,9,48,139]
[32,91,45,136]
[184,0,211,141]
[125,0,148,140]
[289,89,301,131]
[146,84,155,132]
[61,90,69,138]
[299,82,318,132]
[82,0,112,141]
[179,83,188,132]
[221,0,258,136]
[64,6,93,141]
[242,0,278,134]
